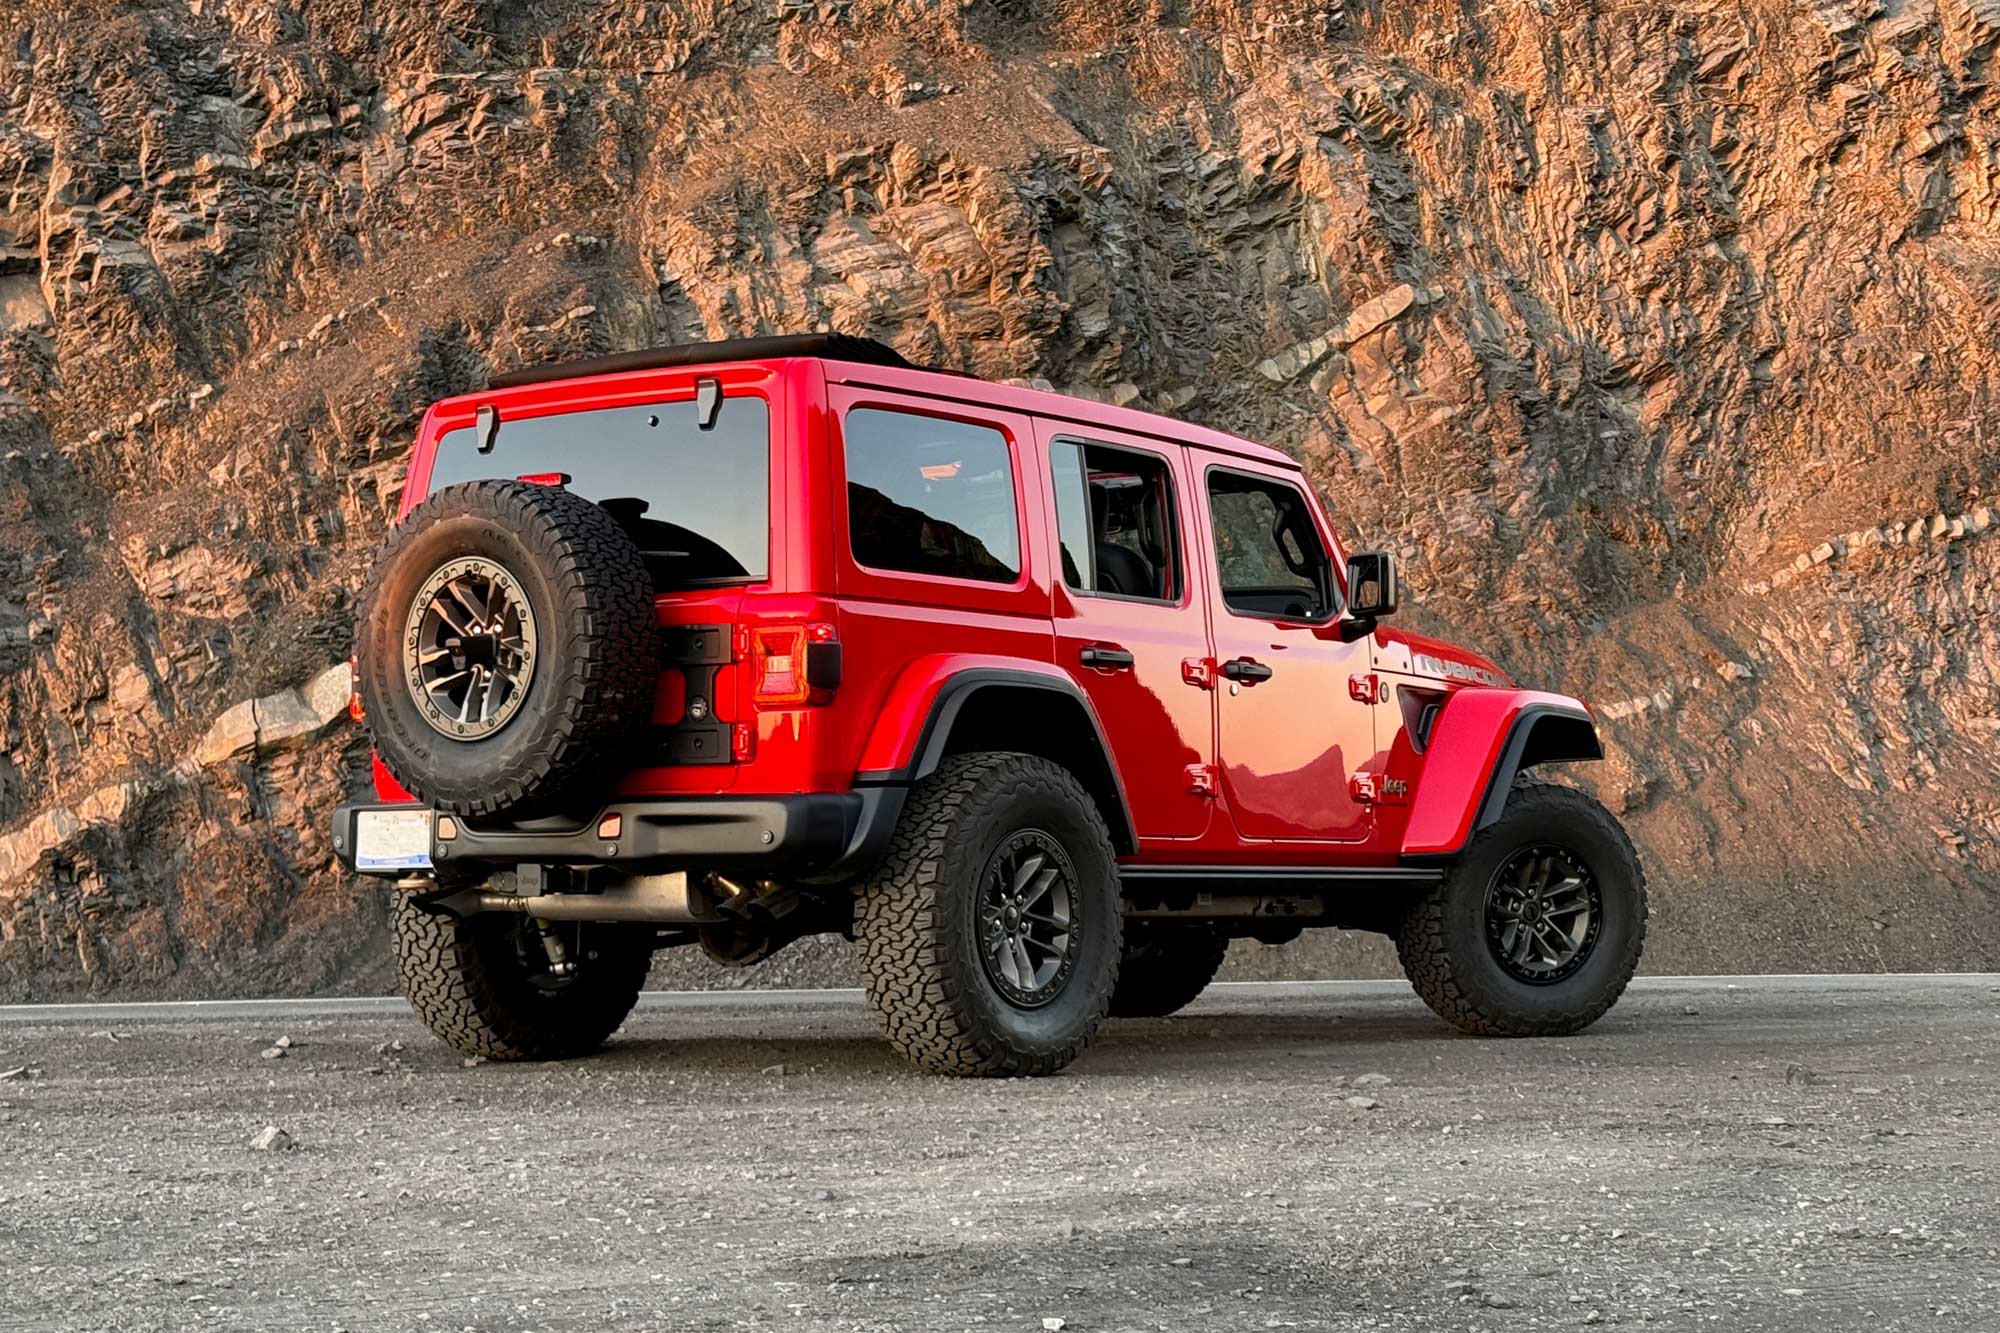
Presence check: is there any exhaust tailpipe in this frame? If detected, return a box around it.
[468,872,713,923]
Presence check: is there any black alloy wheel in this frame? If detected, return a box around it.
[852,752,1123,1077]
[355,480,658,819]
[1482,843,1602,985]
[403,556,538,739]
[976,830,1082,1008]
[1392,779,1647,1038]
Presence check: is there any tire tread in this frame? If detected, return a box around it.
[852,753,1119,1077]
[358,480,657,819]
[1394,780,1647,1037]
[392,895,650,1061]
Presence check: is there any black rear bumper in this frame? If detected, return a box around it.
[331,788,905,885]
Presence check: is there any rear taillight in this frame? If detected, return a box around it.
[750,623,838,706]
[516,471,571,487]
[346,656,364,723]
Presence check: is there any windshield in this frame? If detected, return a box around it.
[427,395,770,587]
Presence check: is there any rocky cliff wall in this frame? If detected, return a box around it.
[2,0,1997,999]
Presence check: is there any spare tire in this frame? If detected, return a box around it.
[356,480,659,819]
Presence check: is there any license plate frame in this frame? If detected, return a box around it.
[354,808,434,871]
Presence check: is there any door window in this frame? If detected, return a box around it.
[1206,470,1334,621]
[1049,440,1181,602]
[844,408,1020,583]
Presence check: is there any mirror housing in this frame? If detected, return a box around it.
[1340,550,1399,641]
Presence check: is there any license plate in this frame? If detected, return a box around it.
[354,809,433,871]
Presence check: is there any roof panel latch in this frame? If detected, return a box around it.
[695,376,722,430]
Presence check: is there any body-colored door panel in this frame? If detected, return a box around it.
[826,385,1058,788]
[1197,460,1374,844]
[1036,421,1215,841]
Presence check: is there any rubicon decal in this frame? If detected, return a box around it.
[1414,653,1508,687]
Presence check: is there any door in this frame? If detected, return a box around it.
[1042,426,1214,840]
[1199,463,1374,842]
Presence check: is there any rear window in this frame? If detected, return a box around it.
[843,408,1020,583]
[428,395,770,587]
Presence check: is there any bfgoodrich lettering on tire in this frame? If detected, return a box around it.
[852,752,1122,1077]
[1395,779,1647,1037]
[356,480,658,820]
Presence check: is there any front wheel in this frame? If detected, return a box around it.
[392,893,654,1060]
[852,753,1123,1077]
[1394,780,1646,1037]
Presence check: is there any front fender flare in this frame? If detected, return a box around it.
[1401,689,1603,859]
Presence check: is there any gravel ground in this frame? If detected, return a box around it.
[1,975,1995,1333]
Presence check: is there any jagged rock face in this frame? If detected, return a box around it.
[2,0,1997,999]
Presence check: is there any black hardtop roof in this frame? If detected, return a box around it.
[486,333,922,390]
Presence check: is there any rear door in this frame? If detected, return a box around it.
[1196,459,1374,843]
[1039,422,1214,841]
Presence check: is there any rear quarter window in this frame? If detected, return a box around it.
[842,408,1020,583]
[427,395,770,587]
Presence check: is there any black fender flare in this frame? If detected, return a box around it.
[854,668,1139,854]
[1466,703,1604,839]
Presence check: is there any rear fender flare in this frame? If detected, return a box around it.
[1401,689,1603,860]
[855,656,1137,854]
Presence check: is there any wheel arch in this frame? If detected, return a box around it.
[855,665,1138,855]
[1401,689,1603,860]
[1478,708,1603,826]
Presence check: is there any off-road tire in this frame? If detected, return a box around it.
[356,480,657,820]
[391,893,652,1061]
[1394,779,1646,1037]
[1110,926,1229,1018]
[852,753,1122,1077]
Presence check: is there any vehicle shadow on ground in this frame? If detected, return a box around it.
[590,1008,1478,1077]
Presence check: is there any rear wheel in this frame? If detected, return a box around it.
[392,893,653,1061]
[1394,780,1645,1037]
[1110,925,1229,1018]
[853,753,1122,1077]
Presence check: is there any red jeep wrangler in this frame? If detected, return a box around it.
[334,333,1645,1076]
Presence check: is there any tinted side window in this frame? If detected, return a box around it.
[845,408,1020,583]
[1050,439,1181,602]
[1050,440,1095,592]
[1207,470,1332,620]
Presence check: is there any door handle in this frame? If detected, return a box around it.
[1221,657,1273,683]
[1079,645,1136,670]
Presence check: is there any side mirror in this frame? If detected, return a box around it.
[1347,550,1399,618]
[1339,551,1398,641]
